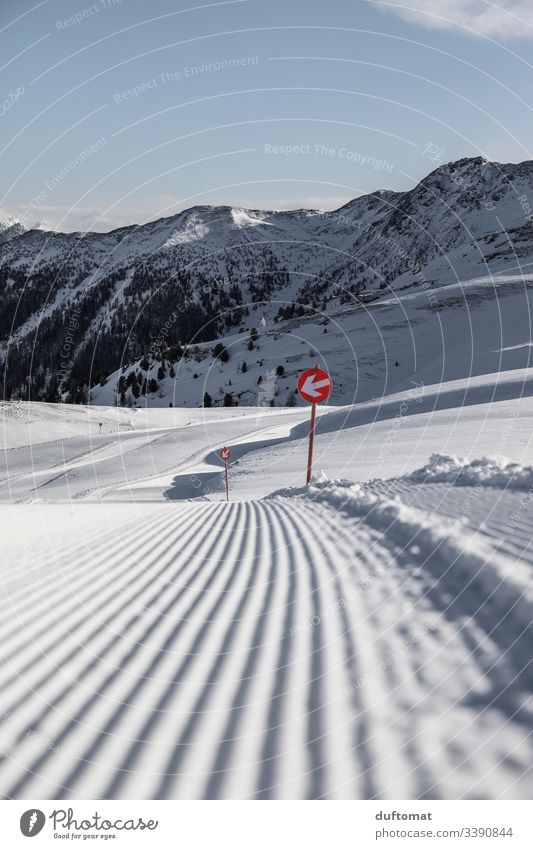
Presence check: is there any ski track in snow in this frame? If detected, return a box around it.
[0,489,532,800]
[0,400,532,800]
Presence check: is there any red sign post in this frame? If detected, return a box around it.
[220,446,232,500]
[297,366,333,484]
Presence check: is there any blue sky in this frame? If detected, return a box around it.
[2,0,533,231]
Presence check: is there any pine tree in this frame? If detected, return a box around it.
[131,376,140,398]
[213,342,229,363]
[203,392,212,407]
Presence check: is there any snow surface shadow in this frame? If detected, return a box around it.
[103,503,249,799]
[284,509,326,800]
[163,432,298,501]
[5,504,227,799]
[164,470,221,500]
[294,508,379,799]
[384,519,533,730]
[298,372,533,442]
[152,503,260,799]
[203,502,279,798]
[394,537,533,798]
[2,510,182,725]
[251,503,299,799]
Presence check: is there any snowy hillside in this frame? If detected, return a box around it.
[91,272,533,409]
[3,156,533,403]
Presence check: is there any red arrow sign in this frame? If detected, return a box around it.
[297,366,333,404]
[298,367,333,485]
[220,447,232,461]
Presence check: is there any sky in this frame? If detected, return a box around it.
[2,0,533,232]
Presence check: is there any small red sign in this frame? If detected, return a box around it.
[297,367,333,404]
[220,447,232,461]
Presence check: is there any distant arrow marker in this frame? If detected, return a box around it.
[220,447,232,500]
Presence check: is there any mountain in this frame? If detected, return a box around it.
[2,156,533,404]
[0,212,49,244]
[0,211,25,244]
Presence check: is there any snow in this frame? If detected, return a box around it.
[90,268,533,410]
[0,210,21,232]
[408,453,533,490]
[161,212,209,247]
[2,219,533,797]
[1,371,533,799]
[269,476,533,633]
[230,208,268,228]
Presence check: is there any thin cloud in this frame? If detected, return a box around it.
[238,195,355,212]
[376,0,533,39]
[5,195,357,233]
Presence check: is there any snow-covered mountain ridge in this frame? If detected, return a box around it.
[0,210,26,244]
[2,156,533,403]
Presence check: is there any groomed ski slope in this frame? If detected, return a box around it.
[0,483,532,800]
[0,383,532,800]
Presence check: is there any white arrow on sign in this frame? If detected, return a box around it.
[300,374,331,399]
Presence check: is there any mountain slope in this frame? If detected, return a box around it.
[2,156,533,403]
[90,271,533,410]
